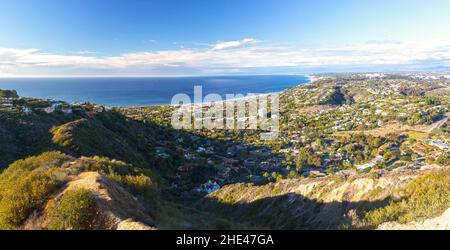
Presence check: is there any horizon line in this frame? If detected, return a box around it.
[0,73,314,78]
[0,71,448,78]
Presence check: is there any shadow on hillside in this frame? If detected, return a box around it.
[199,192,391,230]
[108,110,283,178]
[44,109,285,196]
[1,105,283,194]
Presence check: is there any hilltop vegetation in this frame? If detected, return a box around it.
[0,89,18,98]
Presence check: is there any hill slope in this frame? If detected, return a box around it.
[201,167,449,229]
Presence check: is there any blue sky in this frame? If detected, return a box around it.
[1,0,450,76]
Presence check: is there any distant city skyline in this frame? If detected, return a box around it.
[1,0,450,76]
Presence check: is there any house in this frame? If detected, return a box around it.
[43,107,55,114]
[184,152,195,160]
[0,98,14,109]
[22,107,32,114]
[196,147,206,153]
[195,180,220,194]
[355,155,383,170]
[93,106,105,113]
[412,143,435,156]
[61,108,72,114]
[1,103,14,109]
[0,98,12,103]
[429,140,449,151]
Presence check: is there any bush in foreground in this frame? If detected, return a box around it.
[46,188,98,230]
[0,152,69,229]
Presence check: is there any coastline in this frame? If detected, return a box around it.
[123,79,312,108]
[1,75,311,108]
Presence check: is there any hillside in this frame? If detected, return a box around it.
[0,152,245,230]
[0,73,449,230]
[201,167,449,229]
[0,98,78,168]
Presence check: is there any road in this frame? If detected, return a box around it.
[426,112,450,132]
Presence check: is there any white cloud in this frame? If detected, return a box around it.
[74,50,97,55]
[212,38,258,50]
[1,39,450,76]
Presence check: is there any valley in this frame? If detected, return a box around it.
[0,73,448,230]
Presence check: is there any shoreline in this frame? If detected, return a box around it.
[120,80,312,108]
[2,75,311,108]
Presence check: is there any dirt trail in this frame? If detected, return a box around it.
[23,172,155,230]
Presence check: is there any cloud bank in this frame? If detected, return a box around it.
[1,39,449,76]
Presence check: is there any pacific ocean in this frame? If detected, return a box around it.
[0,75,310,106]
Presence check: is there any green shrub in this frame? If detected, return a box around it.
[0,152,69,229]
[435,153,450,166]
[46,189,97,230]
[114,174,154,200]
[363,170,450,227]
[0,172,57,229]
[75,156,157,200]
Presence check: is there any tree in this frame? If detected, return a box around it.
[0,89,18,98]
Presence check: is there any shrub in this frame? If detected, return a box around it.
[435,153,450,166]
[75,156,157,200]
[0,152,69,229]
[46,189,98,230]
[114,174,155,200]
[0,172,57,229]
[363,170,450,228]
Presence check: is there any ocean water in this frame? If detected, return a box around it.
[0,75,309,106]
